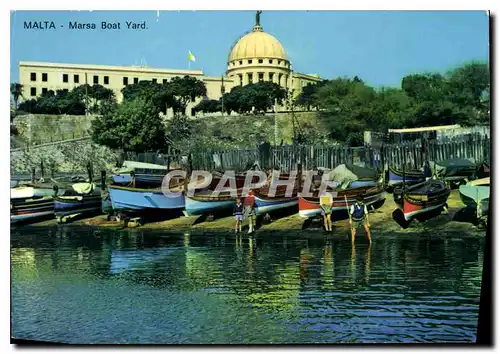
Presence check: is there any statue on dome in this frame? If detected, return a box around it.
[256,10,262,27]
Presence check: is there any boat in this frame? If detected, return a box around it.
[111,161,171,186]
[252,176,300,216]
[54,182,102,222]
[392,179,450,228]
[183,171,250,216]
[298,184,386,218]
[387,166,425,187]
[108,184,185,215]
[459,177,490,218]
[11,195,55,223]
[430,159,478,187]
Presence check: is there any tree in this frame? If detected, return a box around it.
[222,82,287,114]
[10,83,23,109]
[91,98,167,153]
[295,80,327,110]
[194,99,221,114]
[167,76,207,116]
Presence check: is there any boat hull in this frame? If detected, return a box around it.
[11,197,54,223]
[108,186,185,212]
[388,168,425,187]
[54,195,102,218]
[402,200,447,221]
[298,191,386,218]
[184,195,235,216]
[254,195,298,216]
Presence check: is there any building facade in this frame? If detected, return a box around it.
[18,12,322,116]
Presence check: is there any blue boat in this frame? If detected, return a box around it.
[108,185,185,213]
[184,192,236,216]
[387,167,425,187]
[111,161,170,186]
[54,183,102,221]
[254,194,298,216]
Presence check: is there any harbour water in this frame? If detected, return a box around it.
[11,227,484,344]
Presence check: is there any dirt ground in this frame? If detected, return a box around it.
[28,190,487,239]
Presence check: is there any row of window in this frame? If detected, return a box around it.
[30,72,171,86]
[231,59,287,66]
[29,87,70,96]
[235,72,284,85]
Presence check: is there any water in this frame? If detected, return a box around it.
[11,227,484,344]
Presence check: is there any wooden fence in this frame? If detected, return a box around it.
[126,134,490,173]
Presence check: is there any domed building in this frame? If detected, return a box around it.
[226,11,292,88]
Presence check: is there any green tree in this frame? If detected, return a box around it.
[10,83,23,109]
[295,80,328,110]
[91,98,167,153]
[194,99,221,114]
[167,76,207,116]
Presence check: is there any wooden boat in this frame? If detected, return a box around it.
[11,195,55,223]
[111,161,171,186]
[183,171,250,216]
[392,179,450,227]
[459,177,490,218]
[54,182,102,222]
[108,184,185,214]
[431,159,478,187]
[252,177,300,216]
[387,166,425,187]
[298,184,386,218]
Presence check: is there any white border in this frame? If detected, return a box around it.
[3,3,498,354]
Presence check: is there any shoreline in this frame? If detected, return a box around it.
[15,190,487,239]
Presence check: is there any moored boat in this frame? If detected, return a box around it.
[111,161,170,186]
[387,166,425,187]
[54,182,102,222]
[298,184,386,218]
[392,179,450,228]
[459,177,490,218]
[11,196,55,223]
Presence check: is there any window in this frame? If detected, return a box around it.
[258,73,264,82]
[42,73,48,82]
[163,79,168,85]
[93,75,99,84]
[74,74,79,83]
[248,73,253,84]
[104,76,109,85]
[239,60,243,65]
[248,60,253,64]
[278,60,282,65]
[258,59,263,64]
[62,74,68,83]
[269,59,273,64]
[123,77,128,86]
[30,72,36,81]
[238,74,243,86]
[269,72,274,82]
[30,87,36,96]
[152,78,157,84]
[42,88,48,95]
[134,77,139,84]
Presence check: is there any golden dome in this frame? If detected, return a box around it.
[228,26,287,62]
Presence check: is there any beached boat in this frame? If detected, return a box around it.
[430,159,478,187]
[392,179,450,227]
[459,177,490,218]
[54,182,102,222]
[110,161,171,186]
[252,178,300,216]
[387,166,425,187]
[298,184,386,218]
[108,184,185,214]
[11,195,55,223]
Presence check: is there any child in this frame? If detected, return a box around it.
[244,190,256,234]
[320,192,333,232]
[233,198,244,233]
[349,195,372,245]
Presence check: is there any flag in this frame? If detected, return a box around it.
[188,51,196,62]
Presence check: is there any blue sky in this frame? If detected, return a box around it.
[10,10,489,87]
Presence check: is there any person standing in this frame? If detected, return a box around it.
[233,198,244,233]
[244,190,256,234]
[349,195,372,244]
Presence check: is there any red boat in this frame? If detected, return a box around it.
[392,179,450,228]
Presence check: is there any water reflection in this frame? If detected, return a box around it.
[11,227,484,344]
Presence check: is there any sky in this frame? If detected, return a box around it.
[10,10,489,88]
